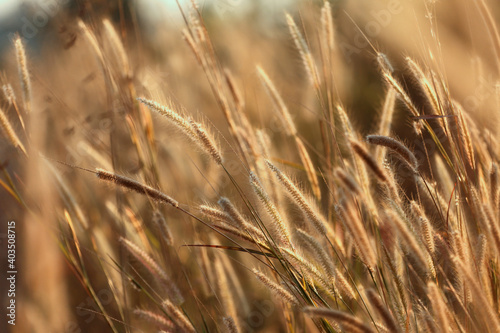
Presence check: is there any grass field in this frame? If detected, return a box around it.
[2,0,500,332]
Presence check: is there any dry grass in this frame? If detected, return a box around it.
[2,0,500,332]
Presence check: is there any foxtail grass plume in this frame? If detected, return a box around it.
[280,247,334,295]
[375,87,396,162]
[334,167,360,194]
[303,307,375,333]
[200,204,232,223]
[162,299,196,333]
[265,160,330,235]
[249,172,292,247]
[152,210,174,246]
[321,1,335,51]
[366,135,418,172]
[365,289,401,333]
[133,309,175,331]
[2,84,16,106]
[224,68,244,111]
[0,106,26,154]
[201,203,266,244]
[96,168,179,207]
[295,137,322,200]
[387,210,434,277]
[138,97,223,164]
[218,197,265,238]
[120,237,171,283]
[14,36,31,114]
[256,66,297,136]
[222,317,240,333]
[189,119,223,165]
[453,101,476,169]
[382,71,420,117]
[405,57,440,114]
[12,1,500,332]
[103,18,131,78]
[252,268,300,306]
[377,53,394,74]
[335,203,377,270]
[350,140,387,182]
[137,97,194,135]
[285,13,320,88]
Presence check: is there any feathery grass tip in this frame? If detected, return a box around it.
[96,168,178,207]
[366,135,418,172]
